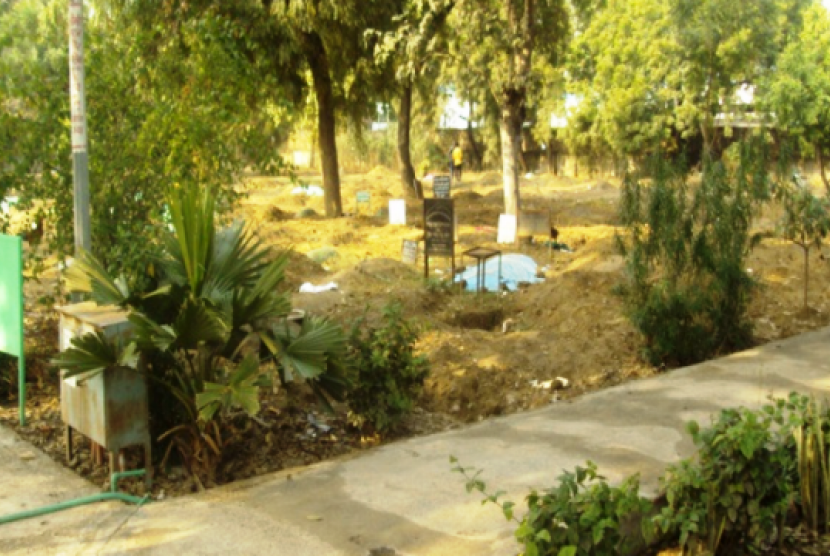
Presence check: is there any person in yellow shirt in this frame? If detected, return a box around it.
[451,142,463,183]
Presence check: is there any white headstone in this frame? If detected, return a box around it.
[497,214,517,244]
[389,199,406,225]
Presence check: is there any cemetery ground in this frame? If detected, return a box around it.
[2,167,830,499]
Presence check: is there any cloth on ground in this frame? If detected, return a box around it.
[454,253,542,292]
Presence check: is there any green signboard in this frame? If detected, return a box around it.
[0,234,25,424]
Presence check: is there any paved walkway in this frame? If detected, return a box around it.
[2,327,830,555]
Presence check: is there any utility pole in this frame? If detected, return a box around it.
[68,0,91,256]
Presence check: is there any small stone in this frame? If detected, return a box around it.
[19,451,36,461]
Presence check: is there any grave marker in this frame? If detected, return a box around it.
[389,199,406,225]
[518,209,551,237]
[401,239,419,265]
[497,214,517,244]
[355,191,371,214]
[432,175,451,199]
[423,198,455,278]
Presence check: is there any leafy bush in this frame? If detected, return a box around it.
[455,394,830,555]
[616,143,770,367]
[56,184,348,481]
[791,396,830,535]
[0,3,289,283]
[346,303,429,433]
[452,458,657,556]
[656,399,801,554]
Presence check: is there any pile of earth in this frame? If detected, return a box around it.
[3,169,830,497]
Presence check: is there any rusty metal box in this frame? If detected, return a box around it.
[56,303,149,455]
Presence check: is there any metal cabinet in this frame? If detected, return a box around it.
[56,302,152,487]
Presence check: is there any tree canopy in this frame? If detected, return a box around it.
[3,0,829,268]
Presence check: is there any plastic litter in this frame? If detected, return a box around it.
[299,281,338,293]
[291,185,324,197]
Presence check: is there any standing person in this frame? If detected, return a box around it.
[451,142,463,183]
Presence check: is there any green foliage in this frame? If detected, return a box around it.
[57,183,348,479]
[616,144,769,367]
[760,4,830,191]
[451,393,830,555]
[451,457,656,556]
[792,396,830,535]
[568,0,812,157]
[0,0,291,284]
[774,175,830,309]
[346,303,429,434]
[656,398,804,554]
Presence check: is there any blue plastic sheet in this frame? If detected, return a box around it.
[455,253,542,292]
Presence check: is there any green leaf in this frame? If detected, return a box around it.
[556,547,577,556]
[53,331,119,378]
[63,250,130,306]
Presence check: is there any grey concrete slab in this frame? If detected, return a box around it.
[1,327,829,555]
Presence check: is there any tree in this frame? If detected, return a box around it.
[270,0,400,216]
[446,0,571,217]
[565,0,676,159]
[776,176,830,310]
[670,0,809,154]
[762,3,830,192]
[0,0,290,280]
[570,0,811,159]
[372,0,454,199]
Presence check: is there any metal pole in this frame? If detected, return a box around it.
[68,0,91,256]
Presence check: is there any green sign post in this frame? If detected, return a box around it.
[0,234,25,425]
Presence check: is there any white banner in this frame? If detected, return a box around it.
[68,0,87,153]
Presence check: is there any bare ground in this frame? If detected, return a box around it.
[3,167,830,498]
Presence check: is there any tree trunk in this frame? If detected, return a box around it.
[465,102,482,170]
[397,83,422,199]
[803,245,810,310]
[303,31,342,217]
[818,147,830,196]
[500,92,523,217]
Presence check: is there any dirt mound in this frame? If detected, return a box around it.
[454,191,483,201]
[11,168,830,498]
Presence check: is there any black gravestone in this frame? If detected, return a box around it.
[424,198,454,257]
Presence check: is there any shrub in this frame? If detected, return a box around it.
[616,143,770,367]
[55,184,349,482]
[455,394,830,555]
[346,303,429,434]
[655,399,800,554]
[791,395,830,535]
[451,458,657,556]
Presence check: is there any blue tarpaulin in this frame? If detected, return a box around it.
[455,253,542,292]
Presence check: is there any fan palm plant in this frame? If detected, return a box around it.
[56,184,349,481]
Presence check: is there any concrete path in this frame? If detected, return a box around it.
[2,327,830,555]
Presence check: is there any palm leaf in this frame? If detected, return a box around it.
[272,316,346,382]
[52,331,122,379]
[171,297,229,350]
[128,311,177,352]
[201,221,272,299]
[63,250,130,306]
[166,185,215,295]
